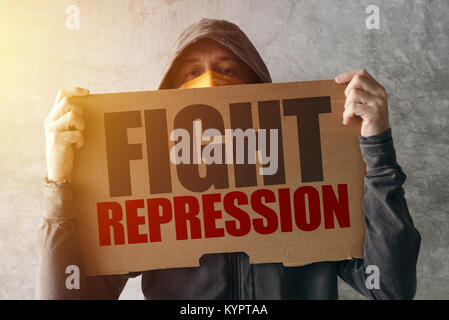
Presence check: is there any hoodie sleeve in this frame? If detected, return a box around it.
[36,180,131,300]
[337,128,421,300]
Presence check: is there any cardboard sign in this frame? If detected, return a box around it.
[72,80,366,276]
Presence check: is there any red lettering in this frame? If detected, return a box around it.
[322,184,350,229]
[223,191,251,237]
[97,202,125,246]
[293,186,321,231]
[125,199,147,244]
[96,184,352,245]
[278,188,293,232]
[202,193,225,238]
[173,196,202,240]
[251,189,278,234]
[147,198,173,242]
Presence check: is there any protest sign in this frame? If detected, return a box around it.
[72,80,365,276]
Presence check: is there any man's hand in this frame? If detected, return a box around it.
[44,87,89,182]
[335,69,389,137]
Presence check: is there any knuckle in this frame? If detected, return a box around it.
[72,105,84,115]
[374,96,384,108]
[353,74,363,82]
[46,122,55,133]
[47,131,58,145]
[344,86,351,96]
[346,96,354,105]
[347,89,358,101]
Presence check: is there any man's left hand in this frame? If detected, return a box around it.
[335,69,389,137]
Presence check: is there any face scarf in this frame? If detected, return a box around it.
[181,70,243,88]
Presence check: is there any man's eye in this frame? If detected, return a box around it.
[187,70,201,77]
[221,68,235,76]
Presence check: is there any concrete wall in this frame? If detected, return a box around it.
[0,0,447,299]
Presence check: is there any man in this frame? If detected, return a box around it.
[39,18,421,299]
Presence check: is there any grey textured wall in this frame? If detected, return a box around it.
[0,0,447,300]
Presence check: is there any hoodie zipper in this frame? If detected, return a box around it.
[230,253,240,299]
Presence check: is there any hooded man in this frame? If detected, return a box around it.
[40,18,421,300]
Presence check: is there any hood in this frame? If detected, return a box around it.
[158,18,272,89]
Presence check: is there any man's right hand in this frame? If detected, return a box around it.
[44,87,89,183]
